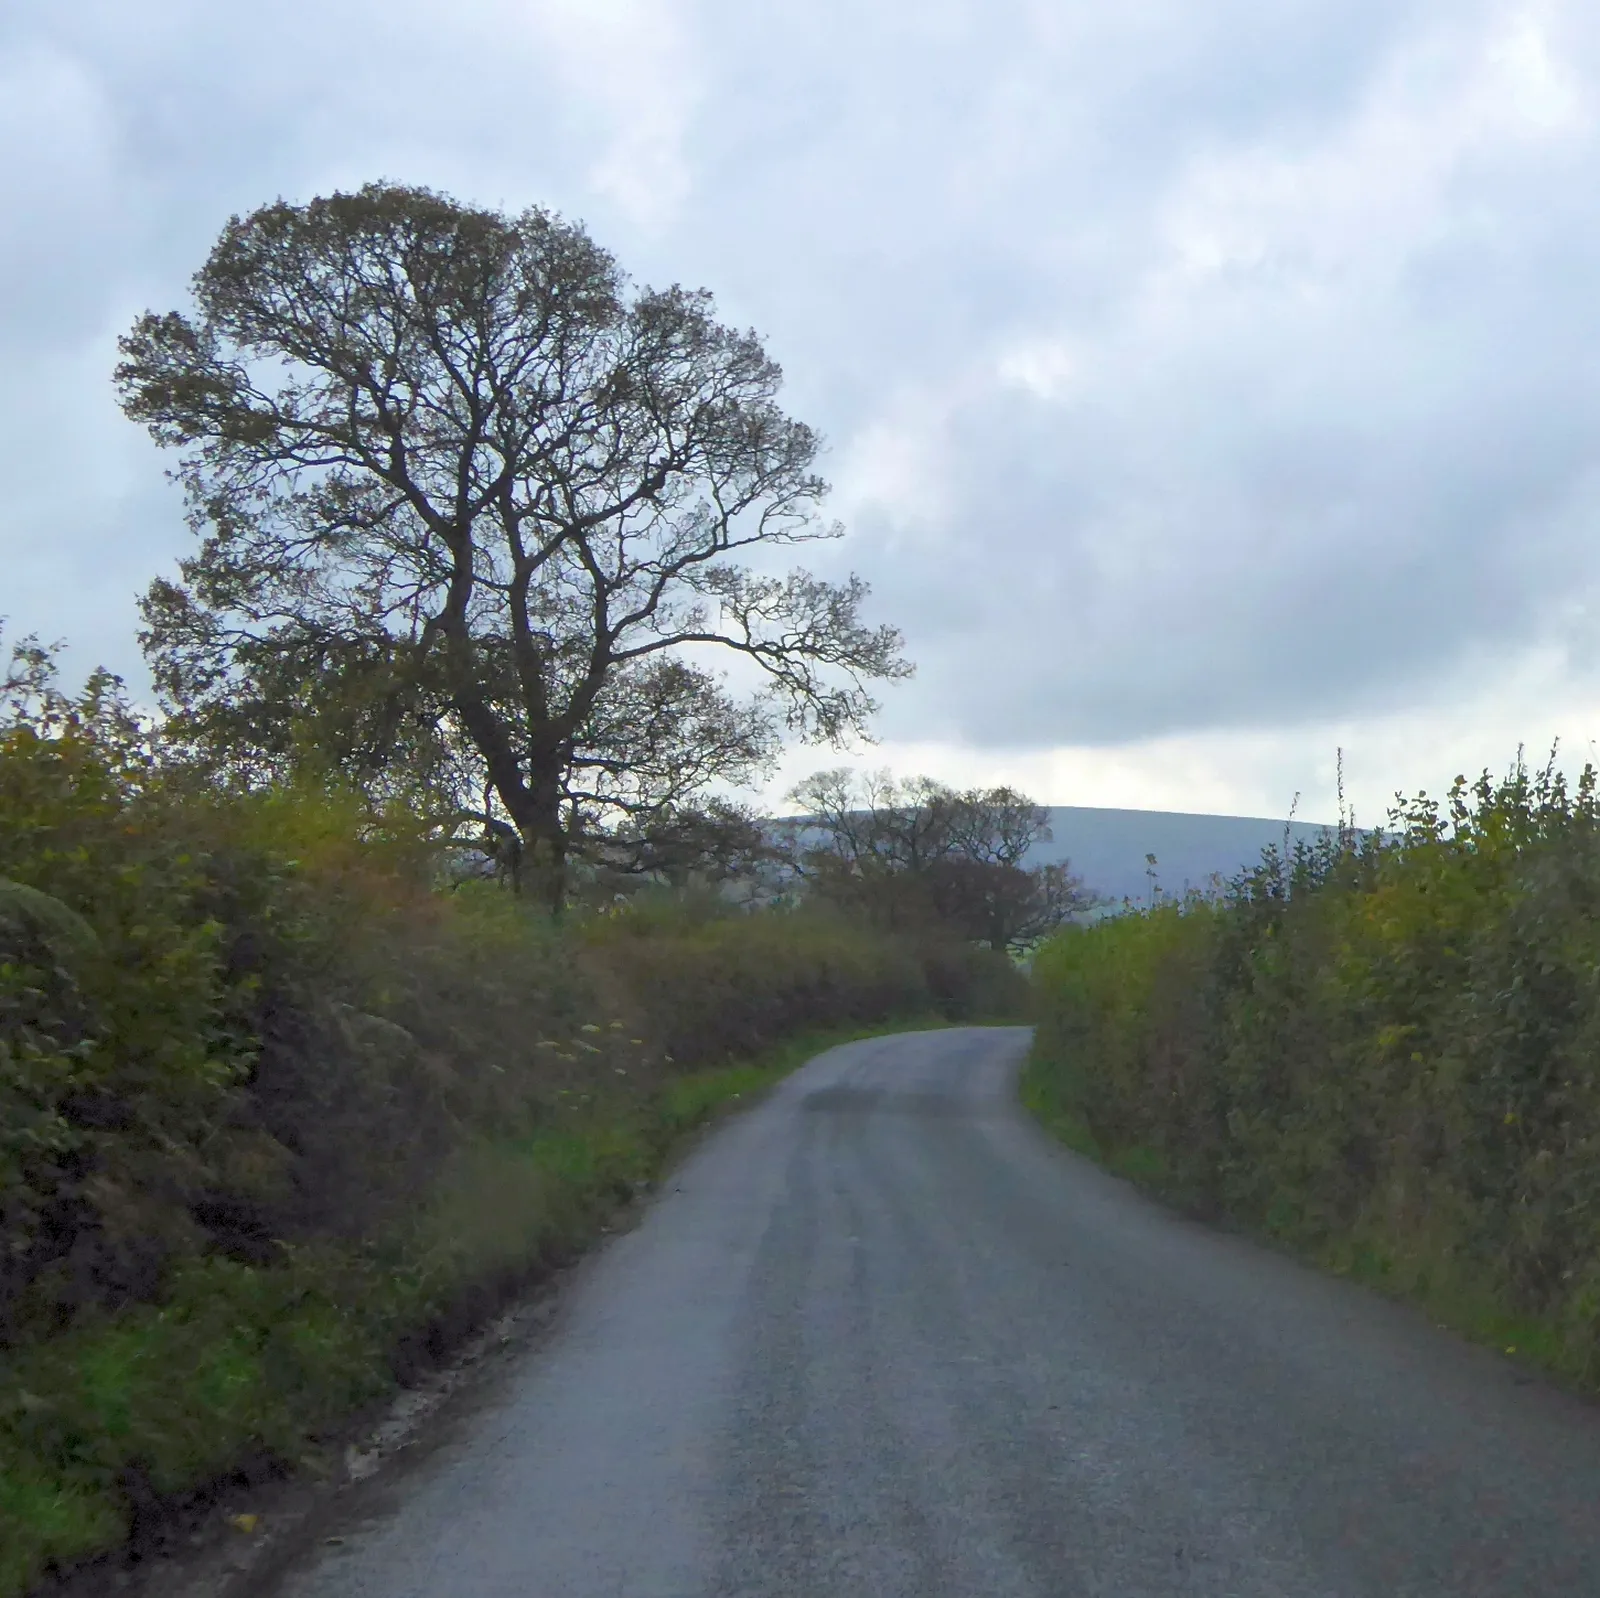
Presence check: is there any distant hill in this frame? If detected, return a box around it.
[1025,807,1339,908]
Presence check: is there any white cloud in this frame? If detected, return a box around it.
[831,382,969,534]
[995,339,1081,402]
[530,0,702,232]
[1149,6,1589,312]
[0,39,129,352]
[7,0,1600,816]
[1489,8,1586,132]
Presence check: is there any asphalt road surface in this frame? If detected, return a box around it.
[273,1026,1600,1597]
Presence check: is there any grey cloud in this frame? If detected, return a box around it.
[1,0,1594,771]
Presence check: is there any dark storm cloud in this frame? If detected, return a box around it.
[0,0,1593,770]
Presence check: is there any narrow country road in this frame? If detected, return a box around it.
[272,1027,1600,1597]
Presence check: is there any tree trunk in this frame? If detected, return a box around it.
[523,831,566,915]
[506,759,567,915]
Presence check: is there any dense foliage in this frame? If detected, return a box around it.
[0,659,1019,1594]
[1027,759,1600,1389]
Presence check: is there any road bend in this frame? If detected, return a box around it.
[271,1026,1600,1597]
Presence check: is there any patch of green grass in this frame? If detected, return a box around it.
[0,1256,396,1594]
[1018,1047,1170,1190]
[0,1013,953,1598]
[1017,1058,1102,1160]
[0,1470,122,1598]
[1105,1143,1171,1186]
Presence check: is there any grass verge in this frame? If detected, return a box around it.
[1018,1043,1594,1392]
[3,1014,957,1598]
[1016,1056,1175,1193]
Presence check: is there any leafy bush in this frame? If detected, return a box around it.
[0,672,1022,1594]
[0,716,256,1343]
[1027,759,1600,1389]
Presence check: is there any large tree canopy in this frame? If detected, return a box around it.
[117,183,908,903]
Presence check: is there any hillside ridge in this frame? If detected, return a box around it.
[1023,805,1339,906]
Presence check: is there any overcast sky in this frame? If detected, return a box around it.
[5,0,1600,823]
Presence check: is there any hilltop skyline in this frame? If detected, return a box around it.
[5,2,1600,821]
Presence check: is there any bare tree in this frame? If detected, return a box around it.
[787,770,958,876]
[785,769,1090,951]
[117,183,909,906]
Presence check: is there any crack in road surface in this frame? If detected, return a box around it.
[267,1026,1600,1596]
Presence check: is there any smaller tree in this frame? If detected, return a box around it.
[785,768,1091,951]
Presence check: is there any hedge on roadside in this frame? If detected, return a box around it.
[1026,760,1600,1394]
[0,705,1022,1595]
